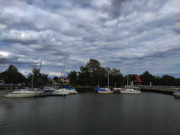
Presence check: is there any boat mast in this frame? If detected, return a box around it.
[108,70,109,88]
[63,58,66,86]
[39,60,42,73]
[58,58,66,88]
[32,72,33,88]
[127,74,129,87]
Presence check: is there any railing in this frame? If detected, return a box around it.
[132,85,180,92]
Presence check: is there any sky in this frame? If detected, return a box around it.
[0,0,180,78]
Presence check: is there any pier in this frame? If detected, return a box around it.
[0,86,19,90]
[134,85,180,94]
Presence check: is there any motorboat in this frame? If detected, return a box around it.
[52,88,70,96]
[4,89,36,98]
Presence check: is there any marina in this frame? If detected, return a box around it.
[1,0,180,134]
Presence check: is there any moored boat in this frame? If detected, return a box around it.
[52,88,69,96]
[120,87,141,94]
[173,89,180,98]
[113,88,122,93]
[120,74,141,94]
[34,89,52,97]
[4,89,36,98]
[62,85,78,94]
[95,87,113,94]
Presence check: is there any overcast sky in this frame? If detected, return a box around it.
[0,0,180,77]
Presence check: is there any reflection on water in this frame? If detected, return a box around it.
[0,90,180,135]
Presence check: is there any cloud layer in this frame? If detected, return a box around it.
[0,0,180,77]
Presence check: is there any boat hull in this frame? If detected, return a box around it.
[35,91,52,97]
[173,91,180,98]
[98,91,113,94]
[120,89,141,94]
[52,90,69,96]
[66,90,78,94]
[4,93,36,98]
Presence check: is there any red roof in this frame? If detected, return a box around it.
[133,74,142,83]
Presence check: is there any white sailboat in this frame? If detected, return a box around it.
[54,58,78,95]
[120,74,141,94]
[97,69,113,94]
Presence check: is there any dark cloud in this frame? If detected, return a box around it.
[110,0,125,17]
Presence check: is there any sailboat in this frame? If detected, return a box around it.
[120,74,141,94]
[52,59,73,96]
[97,87,113,94]
[96,70,113,94]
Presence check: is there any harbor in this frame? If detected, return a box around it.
[1,0,180,134]
[1,84,180,98]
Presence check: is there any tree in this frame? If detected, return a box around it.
[53,76,58,82]
[78,66,91,86]
[110,69,124,87]
[27,68,48,87]
[161,75,175,86]
[0,65,26,84]
[67,59,123,87]
[78,59,102,86]
[140,71,155,85]
[68,71,77,85]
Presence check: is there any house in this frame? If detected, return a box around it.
[60,78,70,85]
[130,74,142,85]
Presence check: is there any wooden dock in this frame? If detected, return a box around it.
[134,85,180,94]
[0,86,19,90]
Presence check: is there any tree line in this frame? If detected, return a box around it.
[0,65,49,87]
[67,59,180,87]
[1,59,180,87]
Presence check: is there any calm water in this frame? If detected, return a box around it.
[0,90,180,135]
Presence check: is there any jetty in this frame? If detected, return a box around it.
[134,85,180,94]
[0,86,19,90]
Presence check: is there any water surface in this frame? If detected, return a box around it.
[0,90,180,135]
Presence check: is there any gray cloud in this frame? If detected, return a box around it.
[0,0,180,77]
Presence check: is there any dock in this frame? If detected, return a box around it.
[0,86,19,90]
[134,85,180,94]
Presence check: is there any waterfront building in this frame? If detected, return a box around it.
[130,74,142,85]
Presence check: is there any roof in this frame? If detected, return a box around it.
[133,74,142,83]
